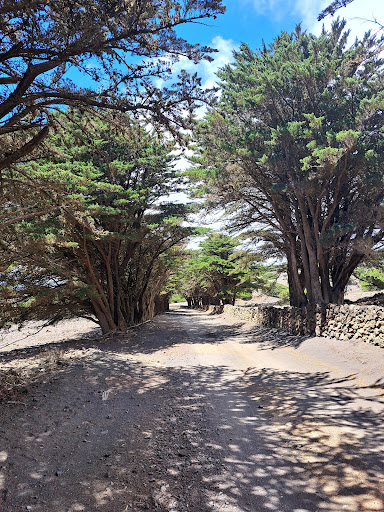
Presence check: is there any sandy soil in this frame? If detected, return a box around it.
[0,318,101,354]
[0,307,384,511]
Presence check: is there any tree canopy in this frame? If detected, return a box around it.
[192,21,384,306]
[0,0,225,172]
[318,1,355,21]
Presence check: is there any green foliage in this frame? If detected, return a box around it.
[269,283,290,304]
[193,21,384,307]
[0,110,194,332]
[236,289,253,300]
[249,263,290,303]
[171,233,256,306]
[356,268,384,291]
[170,293,186,303]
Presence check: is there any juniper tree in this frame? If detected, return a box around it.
[197,233,253,305]
[0,111,193,332]
[172,233,254,307]
[192,21,384,306]
[318,1,355,20]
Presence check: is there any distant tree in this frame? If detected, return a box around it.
[170,250,213,308]
[0,0,224,175]
[0,111,193,332]
[197,233,253,305]
[172,233,255,307]
[192,22,384,307]
[354,251,384,291]
[249,262,290,304]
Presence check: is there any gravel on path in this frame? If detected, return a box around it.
[0,307,383,511]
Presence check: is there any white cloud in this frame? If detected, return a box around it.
[311,0,384,40]
[242,0,384,40]
[201,35,238,89]
[162,36,237,90]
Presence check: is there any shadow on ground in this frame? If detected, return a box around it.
[0,327,102,364]
[1,310,383,511]
[122,308,307,355]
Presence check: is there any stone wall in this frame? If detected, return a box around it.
[223,303,384,347]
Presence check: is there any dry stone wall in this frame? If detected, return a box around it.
[223,303,384,348]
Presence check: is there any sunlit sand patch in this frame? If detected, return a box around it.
[322,480,338,493]
[361,497,384,511]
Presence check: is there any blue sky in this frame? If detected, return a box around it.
[72,1,384,98]
[174,0,384,90]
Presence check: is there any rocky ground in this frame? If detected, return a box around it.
[1,307,384,511]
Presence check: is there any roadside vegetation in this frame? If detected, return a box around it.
[169,246,289,306]
[1,1,384,334]
[0,0,225,334]
[190,21,384,307]
[354,253,384,292]
[1,110,197,332]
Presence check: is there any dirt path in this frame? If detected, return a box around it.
[1,307,384,512]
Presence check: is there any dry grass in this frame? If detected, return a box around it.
[0,318,101,401]
[0,348,65,401]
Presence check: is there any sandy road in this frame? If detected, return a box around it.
[1,306,384,511]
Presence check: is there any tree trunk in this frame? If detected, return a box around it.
[330,286,345,304]
[91,298,117,334]
[297,198,324,304]
[330,253,365,304]
[286,239,307,307]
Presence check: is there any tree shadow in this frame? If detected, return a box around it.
[1,317,384,511]
[122,309,309,355]
[235,326,308,350]
[105,309,248,356]
[0,327,102,364]
[0,309,305,365]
